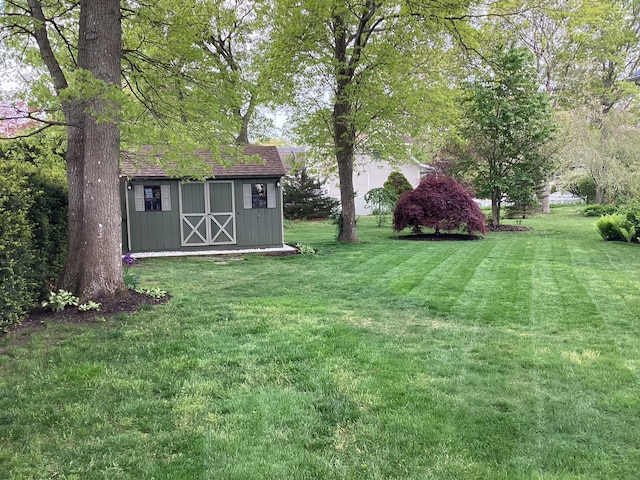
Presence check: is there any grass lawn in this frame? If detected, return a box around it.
[1,206,639,479]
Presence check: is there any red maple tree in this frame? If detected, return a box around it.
[393,174,487,236]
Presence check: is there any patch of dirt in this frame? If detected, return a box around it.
[395,233,484,241]
[488,224,533,232]
[1,290,170,350]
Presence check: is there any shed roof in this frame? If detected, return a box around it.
[121,145,286,179]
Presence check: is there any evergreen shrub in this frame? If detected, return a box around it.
[283,168,339,220]
[0,161,67,332]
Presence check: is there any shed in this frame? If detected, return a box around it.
[120,145,290,256]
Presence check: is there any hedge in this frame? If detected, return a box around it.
[0,161,67,332]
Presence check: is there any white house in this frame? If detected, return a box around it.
[278,147,430,215]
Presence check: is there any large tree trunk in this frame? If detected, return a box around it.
[491,187,502,227]
[332,92,359,243]
[336,145,358,243]
[59,0,124,300]
[331,12,359,243]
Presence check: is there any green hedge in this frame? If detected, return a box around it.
[0,161,67,332]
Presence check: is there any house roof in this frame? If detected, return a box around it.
[120,145,286,179]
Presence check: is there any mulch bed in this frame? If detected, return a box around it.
[1,290,170,349]
[395,224,533,241]
[395,233,484,241]
[487,224,533,232]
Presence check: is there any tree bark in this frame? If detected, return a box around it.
[58,0,124,299]
[331,11,359,243]
[537,181,551,214]
[491,187,501,227]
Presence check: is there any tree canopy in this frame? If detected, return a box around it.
[456,45,557,226]
[268,0,470,242]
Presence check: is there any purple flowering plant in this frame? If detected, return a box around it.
[122,252,139,289]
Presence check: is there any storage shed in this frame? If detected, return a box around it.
[120,145,290,256]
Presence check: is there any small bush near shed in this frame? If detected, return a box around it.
[393,174,487,236]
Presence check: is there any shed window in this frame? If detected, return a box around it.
[243,183,276,209]
[134,184,171,212]
[252,183,267,208]
[145,186,162,210]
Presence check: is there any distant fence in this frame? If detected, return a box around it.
[333,193,584,216]
[474,193,583,208]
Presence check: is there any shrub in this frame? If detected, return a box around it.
[0,153,68,332]
[567,176,597,203]
[384,171,413,198]
[583,204,617,217]
[283,167,340,220]
[0,166,36,331]
[393,174,487,236]
[364,187,398,226]
[595,213,637,243]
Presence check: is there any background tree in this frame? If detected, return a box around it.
[393,174,486,236]
[269,0,470,243]
[487,0,640,205]
[456,45,556,226]
[283,167,339,220]
[197,0,279,144]
[559,109,640,203]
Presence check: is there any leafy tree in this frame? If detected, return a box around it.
[487,1,640,206]
[269,0,470,243]
[393,174,486,236]
[1,1,241,299]
[458,45,556,226]
[559,109,640,203]
[198,0,279,144]
[383,171,413,198]
[364,187,397,227]
[283,168,339,220]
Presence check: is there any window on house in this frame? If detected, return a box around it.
[134,184,171,212]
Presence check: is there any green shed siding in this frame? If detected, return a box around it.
[123,178,284,253]
[126,180,182,251]
[235,179,283,248]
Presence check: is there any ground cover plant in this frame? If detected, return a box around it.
[1,207,639,479]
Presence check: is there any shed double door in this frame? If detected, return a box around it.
[179,181,236,246]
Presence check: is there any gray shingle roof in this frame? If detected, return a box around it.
[120,145,286,179]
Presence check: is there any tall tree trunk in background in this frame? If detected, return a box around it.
[491,187,502,227]
[58,0,124,299]
[331,12,359,243]
[537,181,550,213]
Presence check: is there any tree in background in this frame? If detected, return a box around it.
[487,0,640,206]
[383,171,413,199]
[393,174,486,236]
[457,45,556,226]
[198,0,279,144]
[559,109,640,204]
[269,0,470,243]
[364,187,397,227]
[283,168,339,220]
